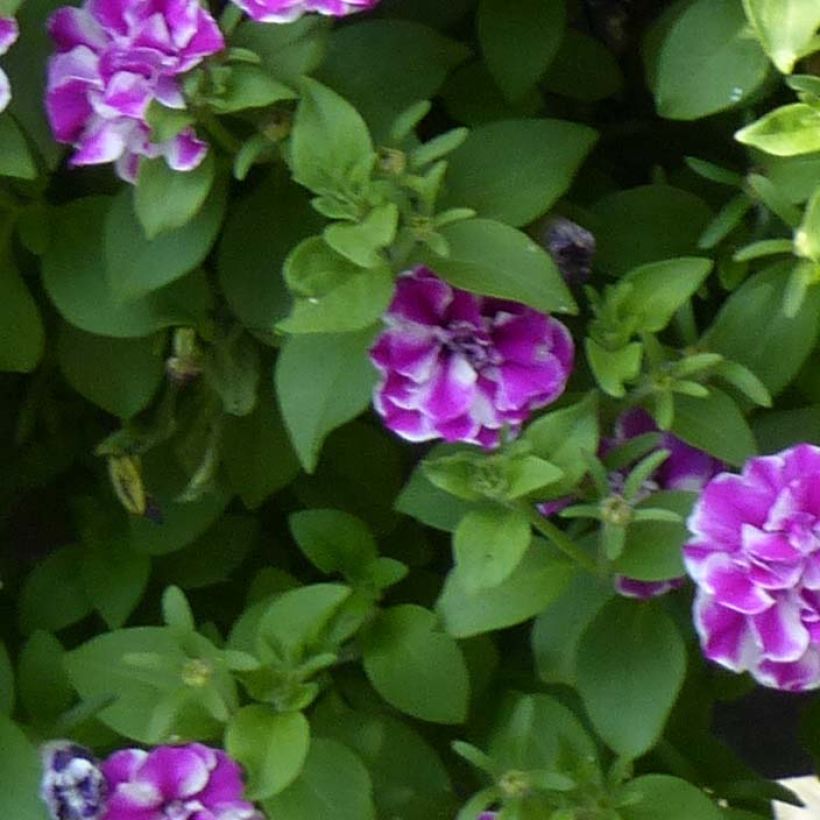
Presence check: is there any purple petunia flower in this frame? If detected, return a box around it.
[684,444,820,692]
[40,741,107,820]
[0,16,18,113]
[45,0,224,182]
[228,0,379,24]
[370,266,574,448]
[101,743,261,820]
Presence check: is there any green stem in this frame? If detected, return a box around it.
[528,508,599,575]
[202,114,243,154]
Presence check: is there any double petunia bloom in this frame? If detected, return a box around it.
[230,0,380,24]
[684,444,820,692]
[370,266,574,448]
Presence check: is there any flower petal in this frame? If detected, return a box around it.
[693,593,757,672]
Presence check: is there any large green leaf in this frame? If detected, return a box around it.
[577,599,686,759]
[105,184,225,301]
[442,119,597,227]
[652,0,770,120]
[226,707,310,800]
[262,738,376,820]
[426,218,576,314]
[477,0,565,102]
[0,256,43,372]
[0,715,49,819]
[57,324,164,418]
[704,264,820,395]
[363,605,469,724]
[274,327,377,472]
[43,198,211,338]
[317,20,468,137]
[437,542,576,637]
[619,775,722,820]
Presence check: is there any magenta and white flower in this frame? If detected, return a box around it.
[229,0,379,24]
[101,743,261,820]
[684,444,820,692]
[370,266,574,448]
[46,0,224,182]
[0,16,19,113]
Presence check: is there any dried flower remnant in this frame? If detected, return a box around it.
[544,217,596,287]
[685,444,820,692]
[45,0,224,182]
[370,266,574,448]
[229,0,380,24]
[40,741,107,820]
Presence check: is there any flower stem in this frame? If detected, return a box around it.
[528,508,599,575]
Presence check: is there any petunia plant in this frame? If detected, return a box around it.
[5,0,820,819]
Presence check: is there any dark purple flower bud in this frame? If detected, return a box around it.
[544,217,596,287]
[40,741,107,820]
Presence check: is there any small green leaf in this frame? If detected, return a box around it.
[742,0,820,74]
[453,506,531,592]
[0,114,37,179]
[619,774,722,820]
[289,509,377,578]
[736,103,820,156]
[0,255,44,372]
[0,715,50,819]
[210,64,296,113]
[135,153,216,239]
[275,327,377,472]
[585,340,643,398]
[226,706,310,799]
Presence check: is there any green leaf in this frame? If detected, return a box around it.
[162,586,195,633]
[704,263,820,395]
[426,218,576,314]
[532,572,612,686]
[317,20,468,138]
[591,185,713,275]
[218,175,323,337]
[106,184,225,301]
[0,256,44,372]
[80,539,151,629]
[796,184,820,261]
[363,604,470,724]
[210,64,296,113]
[222,385,300,508]
[135,153,216,239]
[619,257,713,332]
[290,77,374,196]
[43,198,212,338]
[614,491,695,581]
[670,389,757,466]
[226,706,310,800]
[543,30,624,102]
[312,697,456,820]
[652,0,770,120]
[262,738,376,820]
[323,202,398,268]
[19,545,92,635]
[736,103,820,156]
[275,327,377,473]
[585,340,643,398]
[488,692,598,772]
[203,330,260,417]
[619,774,722,820]
[441,119,597,228]
[0,114,37,179]
[17,631,73,725]
[0,715,50,819]
[577,599,686,759]
[290,509,377,578]
[477,0,565,102]
[57,324,164,418]
[256,583,351,661]
[0,642,12,716]
[279,238,394,334]
[453,506,532,592]
[524,393,600,493]
[437,542,576,637]
[742,0,820,74]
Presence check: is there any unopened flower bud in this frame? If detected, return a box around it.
[544,217,596,287]
[40,741,107,820]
